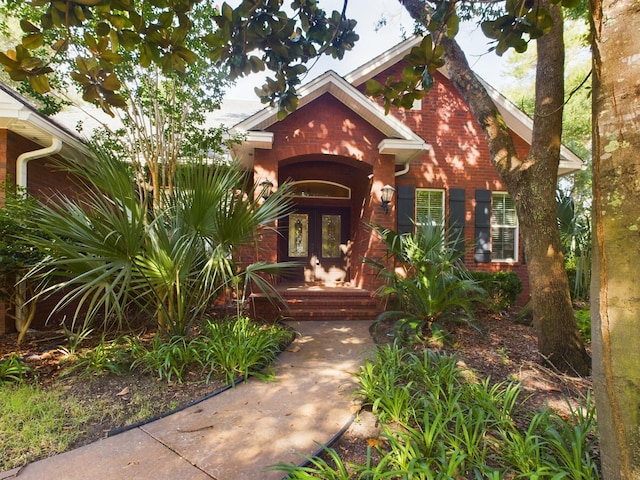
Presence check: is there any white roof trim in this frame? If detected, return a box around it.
[344,36,585,176]
[234,71,424,142]
[474,76,585,175]
[345,36,423,88]
[0,83,89,160]
[378,138,430,165]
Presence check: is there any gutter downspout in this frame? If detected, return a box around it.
[395,160,411,177]
[395,144,431,177]
[14,137,63,334]
[16,137,63,191]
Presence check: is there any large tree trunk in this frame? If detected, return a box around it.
[400,0,590,375]
[591,0,640,475]
[515,2,590,375]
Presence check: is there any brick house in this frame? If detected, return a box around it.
[230,37,583,312]
[0,37,583,330]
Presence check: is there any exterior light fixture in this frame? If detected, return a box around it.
[259,179,274,200]
[380,185,395,214]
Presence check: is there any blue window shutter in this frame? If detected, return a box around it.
[475,189,491,262]
[449,188,465,252]
[397,185,415,234]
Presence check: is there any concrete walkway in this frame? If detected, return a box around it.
[1,320,374,480]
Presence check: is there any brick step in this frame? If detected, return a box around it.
[249,287,382,322]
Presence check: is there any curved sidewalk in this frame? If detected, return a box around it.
[1,320,373,480]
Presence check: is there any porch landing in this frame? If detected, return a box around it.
[249,284,383,322]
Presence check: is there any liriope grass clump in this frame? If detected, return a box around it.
[275,343,599,479]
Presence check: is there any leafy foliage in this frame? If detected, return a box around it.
[0,0,359,116]
[367,223,486,344]
[275,344,600,478]
[470,271,523,311]
[195,317,292,385]
[0,185,44,300]
[26,149,293,336]
[557,189,591,300]
[66,317,292,384]
[0,354,31,384]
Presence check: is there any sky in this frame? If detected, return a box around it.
[223,0,509,102]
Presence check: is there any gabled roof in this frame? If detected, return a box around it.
[345,36,585,176]
[0,82,89,161]
[231,70,430,165]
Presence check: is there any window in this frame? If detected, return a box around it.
[416,189,444,226]
[491,193,518,262]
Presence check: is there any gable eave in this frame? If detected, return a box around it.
[232,71,425,145]
[345,36,585,175]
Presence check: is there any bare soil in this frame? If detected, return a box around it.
[0,310,593,470]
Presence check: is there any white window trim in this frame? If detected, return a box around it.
[415,188,445,227]
[491,192,519,263]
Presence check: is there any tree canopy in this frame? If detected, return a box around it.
[1,0,577,116]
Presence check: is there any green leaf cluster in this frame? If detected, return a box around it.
[0,0,359,117]
[367,222,487,345]
[0,186,46,301]
[365,2,458,113]
[25,149,293,337]
[276,345,600,478]
[480,0,579,56]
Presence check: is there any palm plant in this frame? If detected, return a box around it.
[367,222,486,342]
[557,189,591,300]
[26,149,292,336]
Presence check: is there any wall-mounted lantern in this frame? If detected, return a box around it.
[259,179,274,200]
[380,185,395,214]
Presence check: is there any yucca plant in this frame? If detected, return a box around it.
[367,223,486,343]
[25,149,293,337]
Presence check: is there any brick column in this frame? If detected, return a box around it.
[353,154,396,291]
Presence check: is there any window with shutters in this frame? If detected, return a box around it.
[491,192,518,262]
[415,189,445,226]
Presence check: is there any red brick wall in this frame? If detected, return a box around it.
[257,94,398,289]
[363,67,532,303]
[1,130,85,333]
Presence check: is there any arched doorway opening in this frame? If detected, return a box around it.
[278,156,371,285]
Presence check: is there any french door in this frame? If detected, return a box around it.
[281,207,351,284]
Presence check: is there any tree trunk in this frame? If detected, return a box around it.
[516,2,590,375]
[400,0,590,375]
[591,0,640,475]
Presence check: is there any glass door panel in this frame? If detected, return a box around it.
[288,213,308,257]
[321,214,341,258]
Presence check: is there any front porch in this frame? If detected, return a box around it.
[249,284,383,322]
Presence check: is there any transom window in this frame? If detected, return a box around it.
[491,192,518,262]
[291,181,351,199]
[416,189,445,226]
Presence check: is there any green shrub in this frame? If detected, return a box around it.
[574,308,591,343]
[63,336,132,377]
[126,317,292,384]
[0,354,31,384]
[275,344,600,478]
[470,270,523,311]
[196,317,292,385]
[130,335,201,383]
[368,223,487,344]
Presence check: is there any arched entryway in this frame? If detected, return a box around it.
[278,155,372,285]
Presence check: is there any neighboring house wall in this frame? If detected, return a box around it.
[1,129,84,333]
